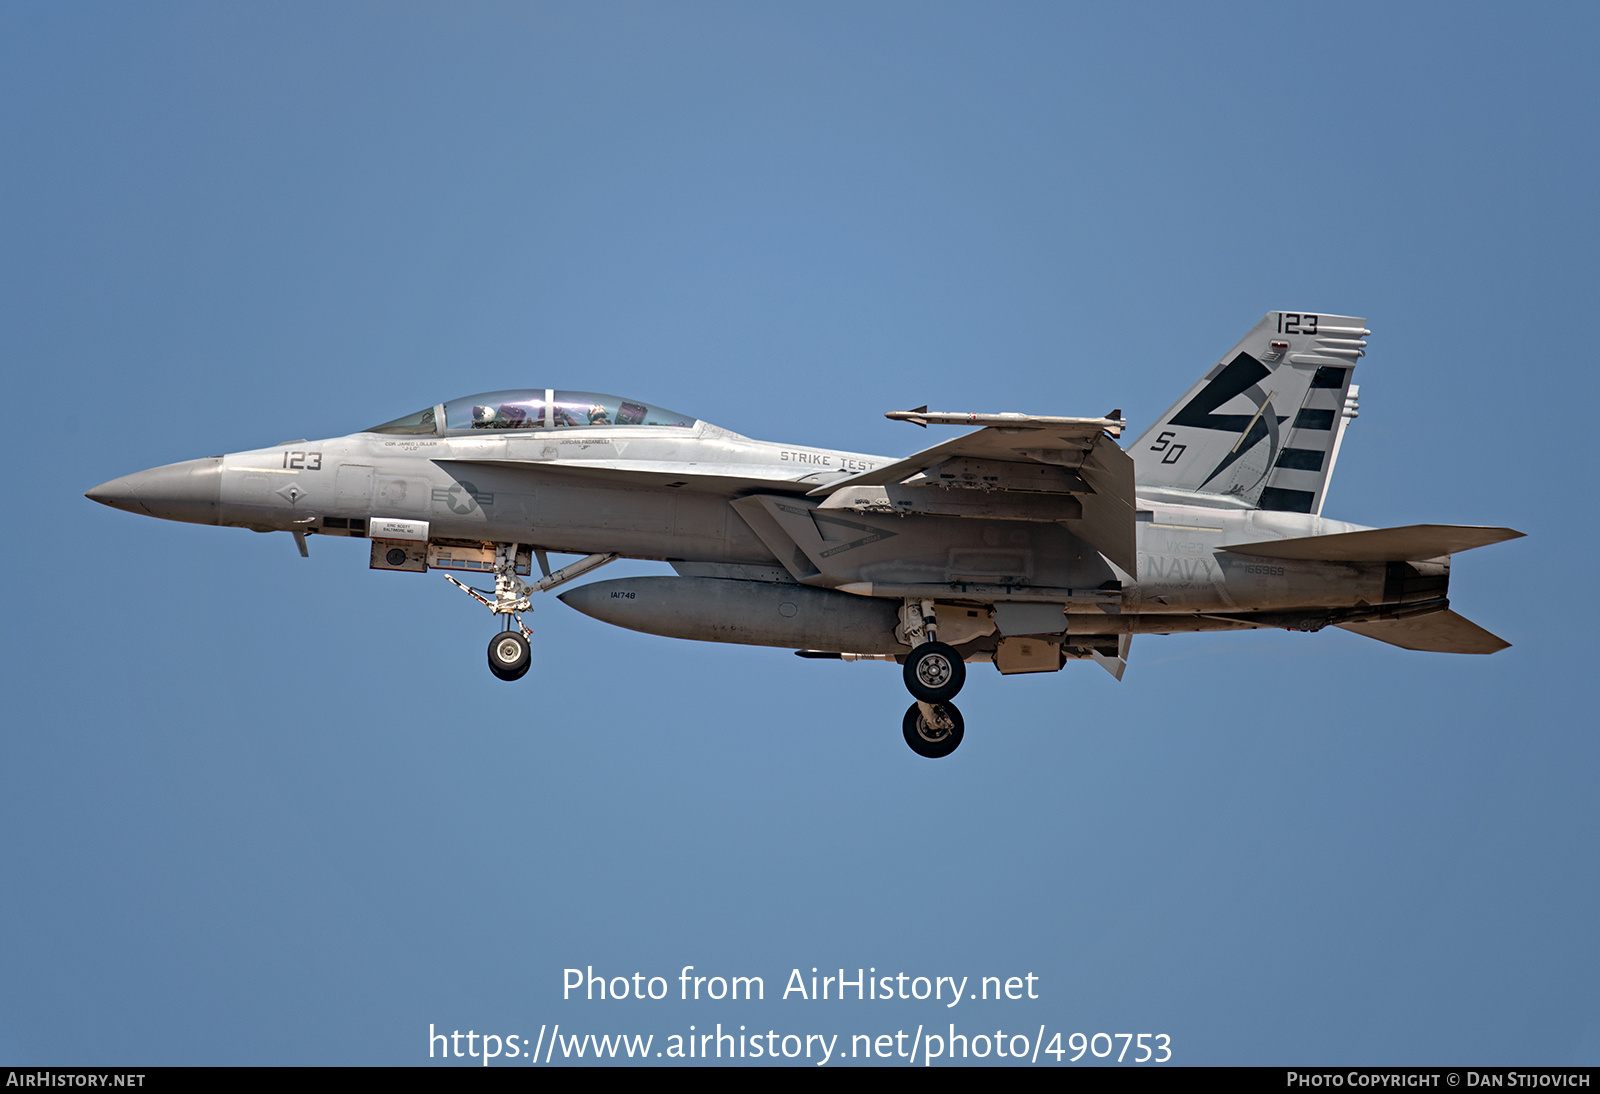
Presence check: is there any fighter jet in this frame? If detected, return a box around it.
[87,312,1521,757]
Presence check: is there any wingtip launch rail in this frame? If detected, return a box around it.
[884,407,1127,436]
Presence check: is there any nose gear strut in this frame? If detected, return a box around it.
[442,546,618,675]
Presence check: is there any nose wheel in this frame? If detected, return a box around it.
[488,630,531,681]
[903,701,964,758]
[443,544,620,682]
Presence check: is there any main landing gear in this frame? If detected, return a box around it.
[899,598,967,758]
[444,544,617,682]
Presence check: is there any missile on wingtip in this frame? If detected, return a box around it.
[884,409,1126,436]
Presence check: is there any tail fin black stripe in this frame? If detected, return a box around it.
[1169,353,1270,433]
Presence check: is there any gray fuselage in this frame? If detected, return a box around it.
[90,416,1408,655]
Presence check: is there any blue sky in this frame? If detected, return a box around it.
[3,1,1596,1066]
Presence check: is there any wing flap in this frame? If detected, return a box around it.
[1224,524,1523,562]
[1337,610,1510,654]
[1075,434,1137,575]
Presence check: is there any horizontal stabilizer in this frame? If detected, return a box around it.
[1225,524,1523,562]
[1337,610,1510,654]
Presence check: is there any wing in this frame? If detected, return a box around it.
[806,410,1137,574]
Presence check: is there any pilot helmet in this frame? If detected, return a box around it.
[472,405,496,427]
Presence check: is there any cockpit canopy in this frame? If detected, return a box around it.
[365,390,697,435]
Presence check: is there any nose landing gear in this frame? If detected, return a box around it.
[443,544,618,682]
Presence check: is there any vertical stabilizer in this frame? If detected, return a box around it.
[1133,312,1368,512]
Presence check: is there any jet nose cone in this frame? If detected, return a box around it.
[85,457,223,525]
[85,476,141,512]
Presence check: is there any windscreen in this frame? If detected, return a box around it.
[364,406,438,435]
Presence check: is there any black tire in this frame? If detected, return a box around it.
[903,641,966,703]
[487,630,530,681]
[489,658,531,682]
[902,701,964,759]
